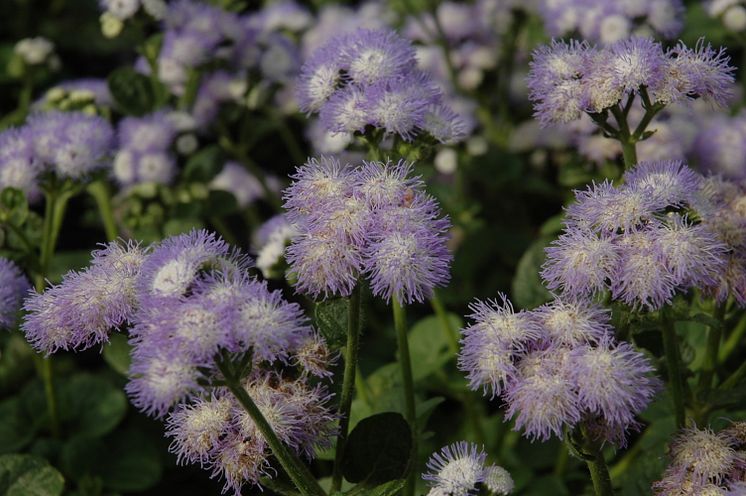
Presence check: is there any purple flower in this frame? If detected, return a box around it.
[422,103,466,144]
[126,345,201,418]
[118,112,176,152]
[569,340,659,433]
[423,442,487,495]
[527,40,590,126]
[341,29,416,85]
[623,160,703,207]
[286,229,362,299]
[0,258,30,329]
[195,273,312,364]
[135,229,235,304]
[542,228,618,298]
[607,37,668,95]
[458,295,540,396]
[296,44,345,113]
[656,216,729,288]
[504,347,582,441]
[235,372,336,459]
[693,113,746,180]
[666,39,736,107]
[283,156,354,220]
[533,299,612,346]
[22,240,146,354]
[0,127,40,202]
[612,228,677,310]
[26,111,114,179]
[566,180,659,233]
[166,393,234,465]
[353,159,423,209]
[363,210,451,305]
[318,84,369,135]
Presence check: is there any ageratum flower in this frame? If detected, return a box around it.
[458,295,541,396]
[422,442,488,495]
[113,112,177,186]
[0,258,30,329]
[569,340,659,432]
[135,229,234,304]
[25,111,114,179]
[297,28,464,143]
[22,240,146,354]
[0,127,42,201]
[527,37,735,126]
[459,293,659,444]
[653,426,746,494]
[543,160,731,310]
[284,157,452,303]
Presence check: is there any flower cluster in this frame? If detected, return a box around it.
[0,111,114,200]
[284,156,452,304]
[22,230,336,494]
[0,258,30,330]
[99,0,166,37]
[542,160,733,310]
[297,28,464,143]
[538,0,684,44]
[459,294,659,443]
[423,441,514,496]
[14,37,59,68]
[653,424,746,494]
[253,214,298,279]
[22,240,147,354]
[693,112,746,180]
[527,37,735,126]
[113,112,178,186]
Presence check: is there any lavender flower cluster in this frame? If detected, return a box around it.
[527,37,735,126]
[423,441,514,496]
[459,294,659,443]
[297,28,465,143]
[113,112,178,186]
[22,230,336,494]
[538,0,684,44]
[653,424,746,495]
[0,111,114,200]
[542,160,744,310]
[283,156,452,304]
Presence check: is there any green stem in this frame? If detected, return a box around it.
[355,365,371,407]
[87,180,118,241]
[620,141,637,170]
[698,305,725,391]
[662,317,687,429]
[585,448,614,496]
[393,299,416,496]
[430,291,459,354]
[554,444,569,476]
[32,185,73,439]
[331,285,361,492]
[719,312,746,362]
[217,360,326,496]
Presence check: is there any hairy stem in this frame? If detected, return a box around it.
[393,299,417,496]
[331,285,361,492]
[585,448,614,496]
[217,360,326,496]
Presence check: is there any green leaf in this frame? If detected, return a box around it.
[107,67,156,116]
[0,454,64,496]
[314,298,349,349]
[183,145,226,183]
[342,412,412,485]
[0,334,35,394]
[0,398,36,454]
[61,425,162,492]
[102,333,132,376]
[59,374,127,438]
[408,314,461,381]
[511,237,552,309]
[345,479,405,496]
